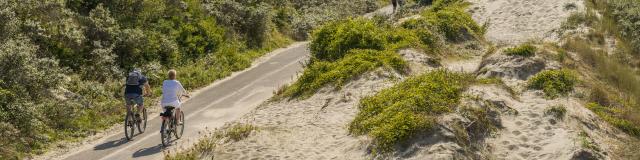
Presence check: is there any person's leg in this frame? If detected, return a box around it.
[392,0,397,12]
[176,108,182,124]
[136,96,144,114]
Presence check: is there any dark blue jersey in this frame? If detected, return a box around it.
[124,75,148,95]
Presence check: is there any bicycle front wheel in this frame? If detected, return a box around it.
[174,111,184,139]
[124,112,135,140]
[137,108,147,133]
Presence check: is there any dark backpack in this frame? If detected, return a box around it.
[126,71,142,86]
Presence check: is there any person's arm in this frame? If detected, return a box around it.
[179,82,190,98]
[144,82,152,96]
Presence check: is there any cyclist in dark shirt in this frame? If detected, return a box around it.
[124,68,152,119]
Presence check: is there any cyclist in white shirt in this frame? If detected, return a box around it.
[161,69,189,124]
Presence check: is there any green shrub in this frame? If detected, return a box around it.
[349,70,473,153]
[527,69,578,98]
[282,49,407,99]
[504,44,537,57]
[430,0,465,11]
[544,105,567,119]
[225,124,257,142]
[403,3,482,42]
[587,103,640,137]
[606,0,640,53]
[310,18,387,61]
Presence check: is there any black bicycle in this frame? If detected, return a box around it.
[124,97,148,140]
[160,106,184,146]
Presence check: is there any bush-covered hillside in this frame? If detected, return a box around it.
[0,0,383,158]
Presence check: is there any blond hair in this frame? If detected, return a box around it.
[168,69,177,80]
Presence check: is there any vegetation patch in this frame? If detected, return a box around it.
[587,103,640,137]
[280,49,407,99]
[310,18,386,61]
[225,124,257,142]
[165,123,257,160]
[401,2,484,42]
[349,70,474,153]
[504,44,537,57]
[544,105,567,119]
[527,69,578,99]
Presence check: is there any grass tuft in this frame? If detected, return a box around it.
[544,105,567,119]
[225,124,257,142]
[349,70,474,153]
[504,44,537,57]
[527,69,578,99]
[280,49,407,99]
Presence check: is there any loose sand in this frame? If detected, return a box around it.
[468,0,584,45]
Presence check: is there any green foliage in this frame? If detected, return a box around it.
[504,44,537,57]
[527,69,578,99]
[606,0,640,53]
[430,0,466,11]
[544,105,567,119]
[310,18,434,62]
[310,18,387,61]
[282,49,407,99]
[225,124,257,142]
[587,103,640,137]
[425,5,482,41]
[402,2,483,42]
[349,70,473,153]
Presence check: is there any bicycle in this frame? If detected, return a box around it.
[160,105,184,146]
[124,96,148,140]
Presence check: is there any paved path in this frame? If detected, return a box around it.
[61,42,309,160]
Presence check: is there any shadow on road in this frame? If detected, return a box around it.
[94,138,127,150]
[133,144,164,158]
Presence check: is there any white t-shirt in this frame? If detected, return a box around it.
[161,80,185,104]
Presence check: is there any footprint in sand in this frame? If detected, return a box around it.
[502,141,510,145]
[508,145,519,151]
[512,130,522,135]
[515,121,523,126]
[533,146,542,151]
[534,121,543,126]
[528,113,540,118]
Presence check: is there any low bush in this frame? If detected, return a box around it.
[309,18,387,61]
[544,105,567,119]
[402,3,483,42]
[504,44,537,57]
[587,103,640,137]
[527,69,578,98]
[225,124,257,142]
[281,49,407,99]
[349,70,473,153]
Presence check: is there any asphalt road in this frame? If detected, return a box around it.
[61,42,309,160]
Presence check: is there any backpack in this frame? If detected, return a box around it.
[126,71,142,86]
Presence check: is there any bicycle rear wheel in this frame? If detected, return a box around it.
[124,111,135,140]
[161,119,172,146]
[174,111,184,139]
[137,108,147,133]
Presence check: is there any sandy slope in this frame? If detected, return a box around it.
[468,0,584,45]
